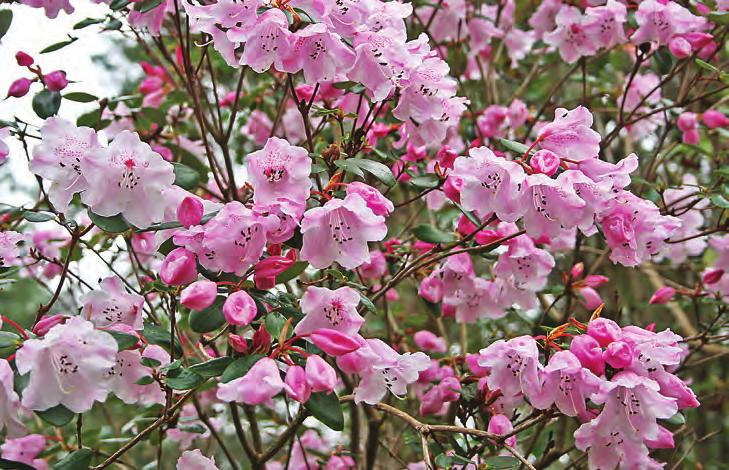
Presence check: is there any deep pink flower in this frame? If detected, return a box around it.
[223,291,258,326]
[32,314,67,336]
[702,110,729,129]
[603,341,633,369]
[254,255,294,290]
[414,330,447,353]
[570,334,606,376]
[7,78,31,98]
[587,318,622,347]
[529,149,560,176]
[44,70,68,92]
[217,357,284,405]
[180,280,218,311]
[15,51,34,66]
[160,247,198,285]
[177,196,204,228]
[487,415,517,448]
[649,286,676,305]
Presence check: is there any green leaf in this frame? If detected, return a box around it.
[305,391,344,431]
[276,261,308,285]
[666,412,685,425]
[334,159,365,178]
[177,423,207,434]
[652,48,673,75]
[64,92,98,103]
[76,109,101,128]
[497,138,530,156]
[0,331,21,350]
[332,81,358,90]
[88,210,131,233]
[140,356,161,368]
[351,158,397,186]
[40,37,77,54]
[109,0,131,10]
[172,162,201,190]
[0,458,36,470]
[135,0,163,12]
[412,224,455,244]
[189,297,226,333]
[410,174,440,189]
[52,448,93,470]
[165,368,205,390]
[0,10,12,41]
[73,17,105,29]
[32,90,62,119]
[708,11,729,25]
[142,323,182,356]
[108,330,139,350]
[220,354,264,384]
[484,456,518,469]
[23,210,55,222]
[710,194,729,208]
[135,376,155,385]
[265,311,287,340]
[188,357,233,378]
[36,405,75,427]
[695,59,720,73]
[359,293,377,314]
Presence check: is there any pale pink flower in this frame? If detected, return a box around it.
[632,0,707,46]
[544,6,598,64]
[177,449,219,470]
[493,236,555,292]
[477,335,541,400]
[282,24,355,83]
[216,357,284,406]
[107,349,164,405]
[295,286,364,336]
[0,231,25,269]
[346,182,394,217]
[231,9,291,73]
[15,317,118,413]
[583,0,627,50]
[487,415,517,448]
[223,290,258,326]
[537,106,601,161]
[358,249,387,279]
[0,359,25,438]
[522,172,589,239]
[81,276,145,331]
[284,365,310,403]
[20,0,72,18]
[1,435,47,469]
[29,117,101,212]
[305,355,337,393]
[414,330,447,353]
[246,137,311,207]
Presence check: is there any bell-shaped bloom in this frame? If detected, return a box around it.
[587,318,622,347]
[177,196,204,228]
[452,146,527,223]
[305,355,337,393]
[494,236,555,292]
[174,202,270,276]
[281,23,355,83]
[284,365,311,403]
[81,276,145,330]
[419,271,444,303]
[300,193,387,270]
[107,349,164,405]
[477,335,542,400]
[346,182,394,217]
[180,280,218,311]
[583,0,627,49]
[81,130,175,228]
[537,106,601,161]
[246,137,311,207]
[310,329,361,356]
[632,0,707,46]
[232,9,291,73]
[351,338,430,404]
[0,434,47,469]
[393,55,457,124]
[544,6,598,64]
[15,317,118,413]
[570,334,606,376]
[216,357,284,406]
[0,359,25,438]
[176,450,219,470]
[348,29,413,101]
[0,231,25,268]
[414,330,447,353]
[160,247,198,285]
[522,172,589,239]
[223,291,258,326]
[29,117,101,212]
[532,350,602,419]
[487,415,517,448]
[295,286,364,336]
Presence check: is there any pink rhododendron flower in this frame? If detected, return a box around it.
[177,449,219,470]
[0,231,25,268]
[216,357,284,406]
[305,355,337,393]
[570,334,606,376]
[346,182,395,217]
[246,137,311,207]
[300,193,388,270]
[358,249,387,279]
[649,287,676,305]
[284,365,310,403]
[81,276,145,330]
[295,286,364,336]
[487,414,517,448]
[310,328,362,356]
[0,359,25,438]
[232,9,291,73]
[107,349,165,405]
[477,335,541,400]
[253,255,294,290]
[414,330,447,353]
[282,24,355,83]
[537,106,601,161]
[544,6,598,64]
[632,0,707,46]
[29,117,101,212]
[532,350,602,419]
[0,435,47,469]
[15,317,118,413]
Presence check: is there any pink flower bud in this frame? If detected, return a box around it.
[698,41,718,60]
[418,275,443,304]
[587,318,622,347]
[443,176,462,203]
[530,149,560,176]
[32,314,67,336]
[603,341,633,369]
[583,274,609,288]
[15,51,34,66]
[439,376,461,402]
[346,182,394,216]
[358,250,386,279]
[570,334,605,376]
[228,334,248,353]
[152,144,173,161]
[649,286,676,304]
[139,76,163,95]
[252,324,271,354]
[677,112,698,132]
[645,426,675,449]
[177,196,204,228]
[419,385,445,415]
[253,256,294,290]
[703,268,724,285]
[413,330,447,353]
[305,355,337,393]
[160,247,198,285]
[7,78,31,98]
[310,329,361,356]
[668,36,692,59]
[682,128,700,145]
[570,262,585,279]
[436,145,458,169]
[487,414,517,448]
[701,110,729,129]
[578,287,603,310]
[223,291,258,326]
[284,365,311,403]
[44,71,68,92]
[180,280,217,311]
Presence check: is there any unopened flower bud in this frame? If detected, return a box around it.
[44,71,68,92]
[177,196,204,228]
[180,280,217,311]
[530,149,560,176]
[305,355,337,393]
[649,286,676,305]
[310,328,361,356]
[7,78,31,98]
[15,51,34,67]
[223,291,258,326]
[284,365,310,403]
[160,247,198,285]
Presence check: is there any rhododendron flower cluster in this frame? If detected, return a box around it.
[0,0,726,468]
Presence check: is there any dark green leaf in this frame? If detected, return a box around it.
[88,210,131,233]
[63,92,98,103]
[0,10,12,41]
[36,405,75,427]
[359,293,377,314]
[189,296,226,333]
[305,391,344,431]
[172,162,201,190]
[73,17,105,29]
[497,138,530,156]
[710,194,729,208]
[341,158,396,187]
[108,330,138,350]
[0,458,36,470]
[52,448,93,470]
[410,174,440,189]
[23,210,55,222]
[135,376,155,385]
[177,423,206,434]
[165,368,205,390]
[135,0,163,13]
[708,11,729,25]
[188,357,233,378]
[76,109,101,128]
[32,90,62,119]
[141,356,161,368]
[412,224,455,244]
[265,311,287,339]
[484,456,518,469]
[109,0,131,10]
[276,261,308,285]
[142,323,182,356]
[334,159,364,178]
[40,37,77,54]
[220,354,264,384]
[652,48,673,75]
[103,18,123,31]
